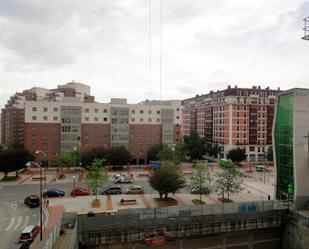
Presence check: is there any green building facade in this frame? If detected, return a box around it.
[274,93,294,200]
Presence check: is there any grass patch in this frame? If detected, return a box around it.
[154,197,177,202]
[1,176,20,182]
[192,199,205,205]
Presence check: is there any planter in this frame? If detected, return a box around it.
[92,199,101,208]
[155,198,178,207]
[192,199,205,205]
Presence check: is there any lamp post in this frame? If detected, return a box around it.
[73,176,76,197]
[26,161,43,241]
[35,150,47,191]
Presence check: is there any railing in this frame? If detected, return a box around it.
[42,219,61,249]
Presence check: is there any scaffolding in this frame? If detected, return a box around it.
[302,16,309,40]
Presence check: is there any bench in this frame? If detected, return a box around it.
[119,199,137,205]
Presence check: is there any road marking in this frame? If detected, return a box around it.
[0,186,4,191]
[21,216,30,229]
[32,214,37,217]
[10,202,17,210]
[3,217,8,220]
[4,217,15,231]
[13,216,23,230]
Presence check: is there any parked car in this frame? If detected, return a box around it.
[101,186,122,195]
[126,185,144,194]
[24,195,40,208]
[19,225,40,242]
[191,186,210,195]
[43,189,65,197]
[114,176,133,184]
[71,187,90,196]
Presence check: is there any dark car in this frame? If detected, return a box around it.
[43,189,65,197]
[101,186,122,195]
[24,195,40,208]
[19,241,31,249]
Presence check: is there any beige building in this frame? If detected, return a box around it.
[1,82,182,165]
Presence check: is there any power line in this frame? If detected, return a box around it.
[159,0,163,102]
[149,0,152,100]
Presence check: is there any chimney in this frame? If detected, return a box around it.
[228,85,231,89]
[235,85,238,88]
[258,86,261,89]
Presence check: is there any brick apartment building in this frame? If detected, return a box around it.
[1,82,182,166]
[182,85,280,162]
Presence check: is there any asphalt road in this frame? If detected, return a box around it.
[0,182,74,249]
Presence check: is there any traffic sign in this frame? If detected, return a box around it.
[150,161,161,169]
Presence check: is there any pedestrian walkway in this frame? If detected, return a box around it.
[44,205,65,237]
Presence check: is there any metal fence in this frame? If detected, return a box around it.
[77,200,288,247]
[42,219,62,249]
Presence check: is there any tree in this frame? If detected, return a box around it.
[148,161,186,199]
[214,165,244,201]
[147,144,163,162]
[207,143,222,158]
[86,159,108,200]
[82,147,108,167]
[266,146,273,162]
[0,146,34,178]
[226,148,246,165]
[108,146,131,168]
[183,131,205,162]
[51,152,75,177]
[190,160,212,202]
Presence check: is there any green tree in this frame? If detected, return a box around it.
[86,159,108,200]
[147,144,163,162]
[214,165,244,201]
[183,131,205,162]
[0,146,34,178]
[108,146,131,168]
[226,148,246,165]
[190,160,212,202]
[51,151,76,177]
[266,146,273,162]
[82,147,108,167]
[149,161,186,199]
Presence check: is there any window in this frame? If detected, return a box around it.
[103,117,107,122]
[94,108,98,113]
[131,110,135,114]
[131,118,135,122]
[94,117,98,122]
[53,107,58,112]
[85,117,89,121]
[176,116,179,119]
[43,107,48,112]
[103,109,107,113]
[157,118,160,122]
[32,107,37,112]
[148,118,152,122]
[156,110,160,114]
[53,116,58,121]
[148,110,152,114]
[249,146,255,152]
[43,116,48,121]
[32,116,37,121]
[85,108,89,113]
[176,108,180,111]
[140,110,144,114]
[140,118,144,122]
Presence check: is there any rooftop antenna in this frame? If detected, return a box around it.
[302,16,309,40]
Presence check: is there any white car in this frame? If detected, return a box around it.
[114,176,133,184]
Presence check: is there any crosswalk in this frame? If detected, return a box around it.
[0,214,37,232]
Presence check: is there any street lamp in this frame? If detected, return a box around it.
[35,150,47,191]
[72,176,76,197]
[26,161,43,241]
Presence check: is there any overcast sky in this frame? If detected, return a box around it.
[1,0,309,108]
